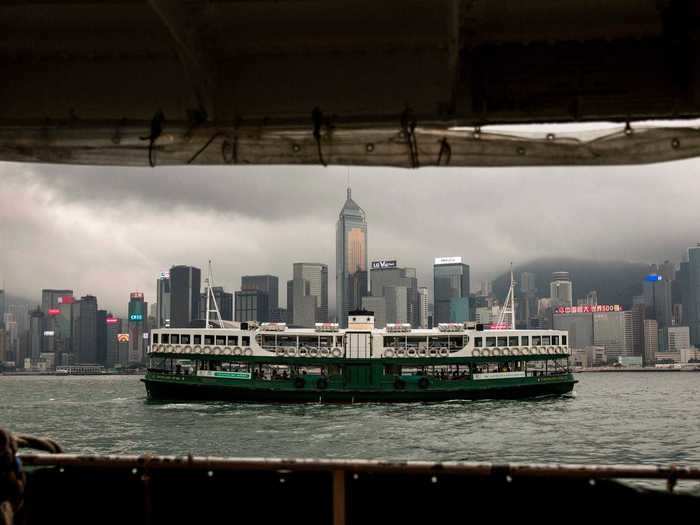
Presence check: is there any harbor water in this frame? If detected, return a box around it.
[2,372,699,465]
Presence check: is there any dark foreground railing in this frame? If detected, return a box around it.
[3,430,700,525]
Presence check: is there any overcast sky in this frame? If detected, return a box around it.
[2,158,699,317]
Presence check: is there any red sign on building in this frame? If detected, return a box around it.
[57,295,75,305]
[48,308,61,316]
[106,317,119,325]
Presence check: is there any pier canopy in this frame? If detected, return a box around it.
[2,0,700,168]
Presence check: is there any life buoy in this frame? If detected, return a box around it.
[502,348,510,356]
[407,348,417,357]
[418,377,430,389]
[244,347,253,356]
[286,347,297,357]
[548,347,555,355]
[472,349,481,357]
[316,377,329,390]
[394,378,406,390]
[203,346,211,355]
[294,377,305,389]
[320,348,331,357]
[428,348,438,357]
[383,348,395,358]
[331,347,342,358]
[308,347,319,357]
[439,348,449,357]
[184,346,192,354]
[223,347,232,355]
[298,347,309,357]
[511,348,520,355]
[418,348,427,357]
[396,348,406,357]
[275,347,285,356]
[213,346,222,355]
[481,349,491,357]
[233,347,243,356]
[166,345,174,353]
[194,346,202,354]
[556,346,563,354]
[492,348,501,356]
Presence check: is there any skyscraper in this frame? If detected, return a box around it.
[76,295,98,363]
[201,287,234,321]
[291,263,328,327]
[336,188,367,327]
[242,275,279,314]
[96,309,107,365]
[433,257,470,324]
[418,287,429,328]
[0,290,6,328]
[169,265,201,328]
[235,290,269,322]
[156,271,171,328]
[41,289,73,314]
[127,292,147,363]
[593,310,633,362]
[550,271,573,307]
[687,245,700,345]
[368,263,419,327]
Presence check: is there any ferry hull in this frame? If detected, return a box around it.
[143,376,576,403]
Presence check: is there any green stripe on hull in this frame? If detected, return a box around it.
[143,374,576,403]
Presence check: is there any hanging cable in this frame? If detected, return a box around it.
[437,137,452,166]
[140,110,165,168]
[400,108,419,168]
[187,131,225,164]
[312,107,327,167]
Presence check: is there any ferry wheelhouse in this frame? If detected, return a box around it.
[143,310,576,402]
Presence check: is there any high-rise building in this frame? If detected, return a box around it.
[241,275,279,317]
[658,326,691,353]
[291,263,328,327]
[96,309,108,365]
[418,287,429,328]
[0,290,5,328]
[686,245,700,344]
[643,319,658,366]
[286,280,294,322]
[550,271,573,307]
[336,188,368,327]
[8,304,29,334]
[200,286,234,321]
[641,268,673,328]
[105,315,122,368]
[361,296,387,328]
[553,311,594,349]
[156,271,171,328]
[41,289,73,314]
[74,295,98,363]
[433,257,470,323]
[593,310,633,362]
[235,290,269,322]
[169,265,201,328]
[29,308,44,362]
[369,264,419,327]
[127,292,147,364]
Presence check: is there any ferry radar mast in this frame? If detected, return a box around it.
[495,263,516,329]
[204,260,223,328]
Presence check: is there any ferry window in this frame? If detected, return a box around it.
[171,334,180,344]
[278,335,297,347]
[194,335,201,345]
[532,336,541,345]
[242,336,250,346]
[562,335,567,345]
[161,334,169,344]
[552,335,560,345]
[204,335,215,345]
[509,336,518,346]
[181,334,190,344]
[521,336,529,346]
[542,336,551,345]
[474,337,482,347]
[152,333,159,343]
[497,336,507,346]
[227,336,238,346]
[485,337,497,347]
[216,335,226,346]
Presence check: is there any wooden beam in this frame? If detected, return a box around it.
[148,0,217,120]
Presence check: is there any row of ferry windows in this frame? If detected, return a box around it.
[153,334,251,346]
[473,335,566,348]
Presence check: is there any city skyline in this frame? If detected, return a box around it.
[4,160,700,315]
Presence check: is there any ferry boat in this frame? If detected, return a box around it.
[144,268,575,402]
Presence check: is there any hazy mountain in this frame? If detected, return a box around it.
[491,257,649,306]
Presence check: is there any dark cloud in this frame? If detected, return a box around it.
[2,159,699,315]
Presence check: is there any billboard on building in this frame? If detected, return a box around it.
[57,295,75,305]
[555,305,623,314]
[434,257,463,265]
[130,292,144,299]
[47,308,61,316]
[117,334,129,343]
[371,260,397,270]
[106,317,119,325]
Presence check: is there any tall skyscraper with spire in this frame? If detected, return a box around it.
[336,187,368,327]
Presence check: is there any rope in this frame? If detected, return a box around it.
[186,131,225,165]
[312,107,327,167]
[437,137,452,166]
[140,110,165,168]
[400,108,419,168]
